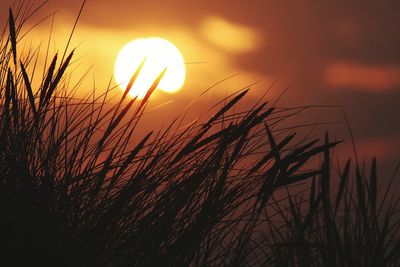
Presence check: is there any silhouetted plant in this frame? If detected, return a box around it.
[0,4,399,267]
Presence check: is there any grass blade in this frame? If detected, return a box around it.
[9,8,17,65]
[20,61,37,116]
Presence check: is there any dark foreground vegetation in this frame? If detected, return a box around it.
[1,5,400,267]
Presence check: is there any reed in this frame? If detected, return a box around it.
[0,4,399,267]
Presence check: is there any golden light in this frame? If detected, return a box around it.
[200,16,261,53]
[114,37,186,98]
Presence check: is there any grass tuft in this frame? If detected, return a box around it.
[1,4,400,267]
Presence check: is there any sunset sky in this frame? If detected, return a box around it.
[1,0,399,170]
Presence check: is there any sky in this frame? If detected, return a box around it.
[2,0,399,172]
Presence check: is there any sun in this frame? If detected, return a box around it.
[114,37,186,99]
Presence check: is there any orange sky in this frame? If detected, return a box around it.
[1,0,399,172]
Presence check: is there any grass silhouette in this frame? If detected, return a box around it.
[1,4,400,267]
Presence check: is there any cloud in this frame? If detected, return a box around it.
[334,135,400,163]
[324,62,400,92]
[200,16,262,54]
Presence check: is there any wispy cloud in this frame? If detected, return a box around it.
[335,134,400,162]
[200,16,262,53]
[324,62,400,92]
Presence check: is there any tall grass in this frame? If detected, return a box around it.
[1,5,400,267]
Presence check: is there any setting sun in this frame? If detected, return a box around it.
[114,37,186,98]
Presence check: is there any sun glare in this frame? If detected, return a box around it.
[114,37,186,99]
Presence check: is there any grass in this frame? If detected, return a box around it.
[1,4,400,267]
